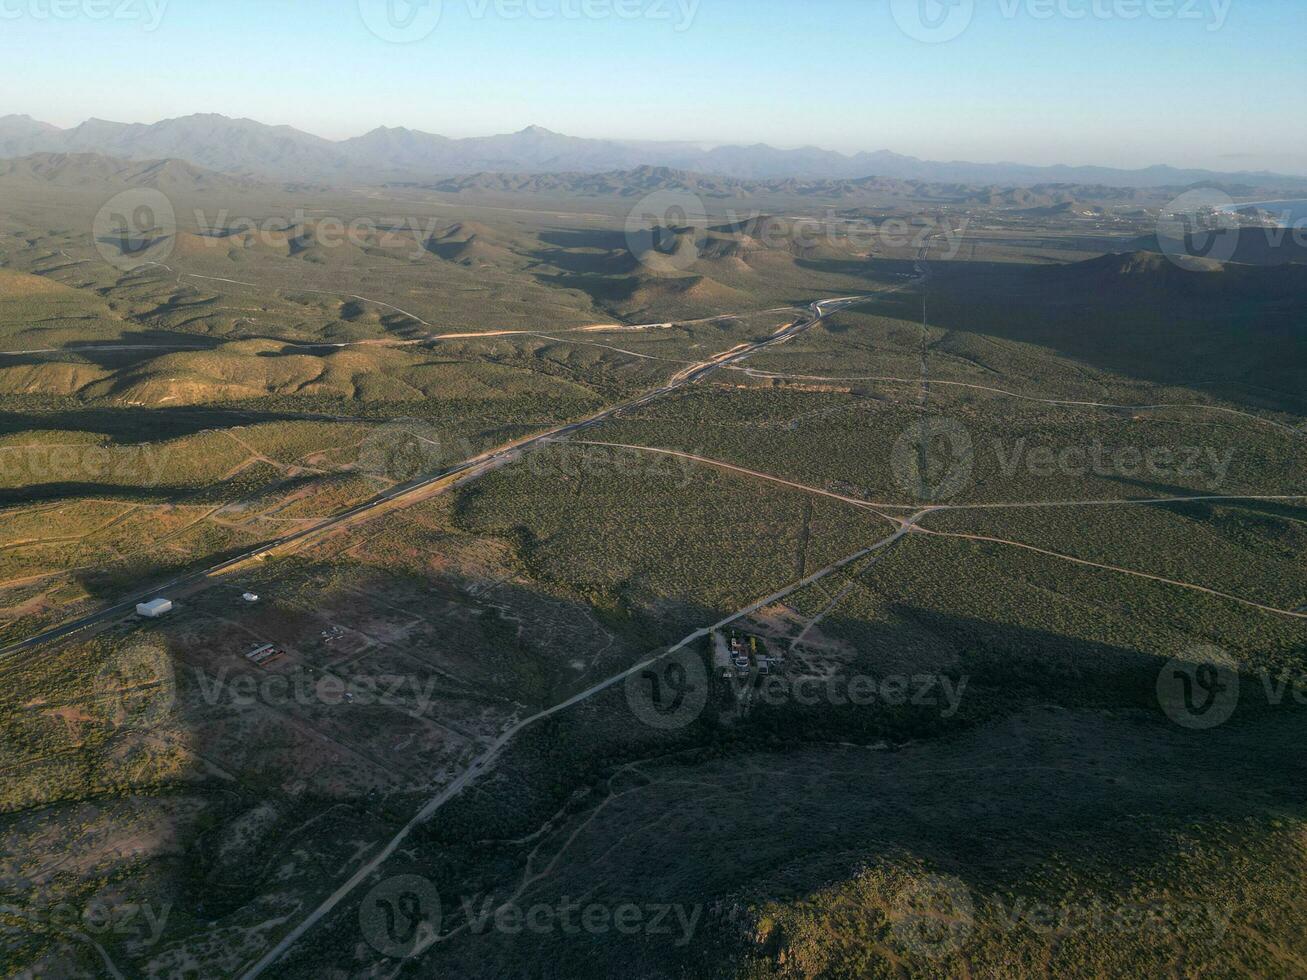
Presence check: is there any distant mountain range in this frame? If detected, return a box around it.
[0,151,263,193]
[2,152,1296,220]
[4,113,1306,190]
[0,152,1199,211]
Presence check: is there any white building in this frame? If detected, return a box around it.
[136,598,173,618]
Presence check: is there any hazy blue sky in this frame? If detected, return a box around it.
[2,0,1304,172]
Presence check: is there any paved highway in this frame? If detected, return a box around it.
[0,295,875,660]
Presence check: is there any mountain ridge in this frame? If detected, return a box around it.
[5,112,1306,189]
[4,153,1300,214]
[0,151,265,192]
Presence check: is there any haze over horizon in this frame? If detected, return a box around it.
[1,0,1304,173]
[7,110,1307,180]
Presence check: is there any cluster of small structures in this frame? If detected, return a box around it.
[712,629,782,679]
[136,589,259,620]
[320,626,345,643]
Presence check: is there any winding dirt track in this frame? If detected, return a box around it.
[237,510,926,979]
[728,367,1305,439]
[909,524,1307,619]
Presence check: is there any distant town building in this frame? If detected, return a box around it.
[242,592,260,603]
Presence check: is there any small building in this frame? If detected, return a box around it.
[242,592,260,603]
[245,643,283,666]
[136,598,173,618]
[711,631,732,675]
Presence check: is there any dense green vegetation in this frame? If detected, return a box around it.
[1,173,1304,979]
